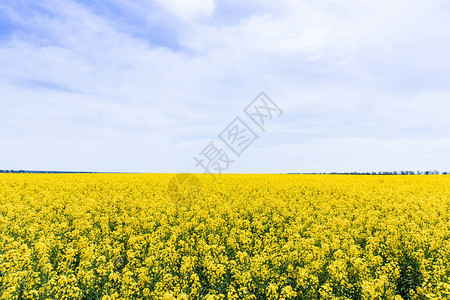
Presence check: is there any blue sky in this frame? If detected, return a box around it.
[1,0,450,173]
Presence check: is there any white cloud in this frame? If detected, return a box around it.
[0,0,449,172]
[154,0,215,20]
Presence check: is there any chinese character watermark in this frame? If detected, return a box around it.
[168,91,283,207]
[194,141,235,175]
[219,117,258,157]
[244,92,283,132]
[194,91,282,177]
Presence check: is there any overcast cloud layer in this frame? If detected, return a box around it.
[1,0,449,173]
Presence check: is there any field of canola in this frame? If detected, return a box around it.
[0,174,449,300]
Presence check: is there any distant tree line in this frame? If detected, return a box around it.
[1,170,448,175]
[0,170,95,173]
[288,170,447,175]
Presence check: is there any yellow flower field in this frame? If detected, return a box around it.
[0,174,449,300]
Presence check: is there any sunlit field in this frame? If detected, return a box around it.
[0,174,449,299]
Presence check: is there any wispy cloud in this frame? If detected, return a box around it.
[0,0,449,172]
